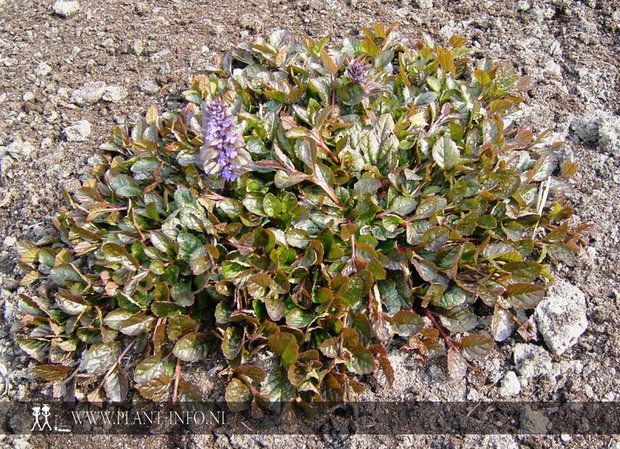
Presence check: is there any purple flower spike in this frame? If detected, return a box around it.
[346,59,370,86]
[198,97,244,181]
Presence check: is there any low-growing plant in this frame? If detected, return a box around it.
[14,24,584,412]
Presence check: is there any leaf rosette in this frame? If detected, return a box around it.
[14,24,585,410]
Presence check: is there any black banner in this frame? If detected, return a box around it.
[2,401,619,435]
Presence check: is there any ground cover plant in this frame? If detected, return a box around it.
[13,23,584,413]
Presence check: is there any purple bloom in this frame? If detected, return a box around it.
[198,98,243,182]
[345,59,370,86]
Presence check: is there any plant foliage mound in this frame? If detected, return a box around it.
[14,24,584,410]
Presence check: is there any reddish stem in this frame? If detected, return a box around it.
[172,358,182,403]
[422,308,458,350]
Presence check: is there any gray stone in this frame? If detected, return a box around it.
[70,81,106,106]
[498,371,521,397]
[3,236,16,247]
[7,138,35,159]
[571,112,620,157]
[132,40,144,56]
[415,0,433,8]
[544,60,562,77]
[534,279,588,355]
[53,0,80,18]
[102,85,127,103]
[598,115,620,158]
[520,406,549,434]
[34,62,52,77]
[491,307,514,342]
[571,115,600,144]
[482,435,519,449]
[139,79,159,94]
[63,120,91,142]
[513,343,552,381]
[516,0,531,11]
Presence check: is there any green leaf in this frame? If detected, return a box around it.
[17,339,50,362]
[167,315,198,341]
[225,378,251,412]
[354,177,382,195]
[269,332,299,367]
[261,364,295,403]
[389,196,418,215]
[377,275,410,314]
[478,214,497,229]
[502,261,543,282]
[414,196,447,220]
[173,332,209,362]
[421,226,450,252]
[85,342,120,374]
[134,354,174,384]
[109,174,141,197]
[221,261,249,279]
[388,310,424,337]
[285,308,314,329]
[342,276,364,307]
[342,82,365,106]
[55,291,88,316]
[433,285,467,308]
[32,364,73,381]
[138,374,172,401]
[438,307,477,332]
[504,283,546,308]
[460,334,494,359]
[104,367,129,402]
[263,193,282,217]
[345,345,376,375]
[119,314,154,336]
[286,229,311,248]
[432,134,459,170]
[177,232,203,260]
[149,231,174,254]
[50,264,83,286]
[221,326,244,360]
[151,301,184,318]
[367,259,387,280]
[103,309,133,330]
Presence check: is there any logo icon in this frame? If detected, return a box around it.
[31,404,52,431]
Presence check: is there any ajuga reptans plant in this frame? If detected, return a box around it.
[14,24,585,411]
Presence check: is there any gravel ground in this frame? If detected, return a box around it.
[0,0,619,448]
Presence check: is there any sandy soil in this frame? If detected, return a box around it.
[0,0,619,447]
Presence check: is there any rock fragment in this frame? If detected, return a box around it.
[53,0,80,18]
[414,0,433,8]
[534,279,588,355]
[571,111,620,157]
[7,138,35,159]
[139,79,159,94]
[498,371,521,397]
[35,62,52,77]
[63,120,91,142]
[103,86,127,103]
[70,81,106,106]
[513,343,552,383]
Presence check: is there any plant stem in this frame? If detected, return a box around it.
[172,358,182,403]
[422,308,457,350]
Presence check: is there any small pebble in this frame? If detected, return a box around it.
[34,62,52,77]
[63,120,92,142]
[139,79,159,95]
[53,0,80,18]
